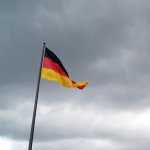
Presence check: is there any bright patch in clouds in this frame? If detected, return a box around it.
[36,103,150,141]
[0,137,27,150]
[0,137,12,150]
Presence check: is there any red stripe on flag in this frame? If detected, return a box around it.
[72,81,86,89]
[42,57,68,77]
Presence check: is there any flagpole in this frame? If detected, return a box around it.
[28,43,46,150]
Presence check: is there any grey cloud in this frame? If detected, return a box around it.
[0,0,150,150]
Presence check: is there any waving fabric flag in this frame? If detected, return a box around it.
[41,47,88,89]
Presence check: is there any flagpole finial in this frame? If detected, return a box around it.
[43,43,46,46]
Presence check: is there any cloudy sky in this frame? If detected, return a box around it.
[1,0,150,150]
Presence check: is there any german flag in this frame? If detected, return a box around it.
[41,47,88,89]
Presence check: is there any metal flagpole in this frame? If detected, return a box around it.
[28,43,46,150]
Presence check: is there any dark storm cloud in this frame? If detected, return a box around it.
[0,0,130,86]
